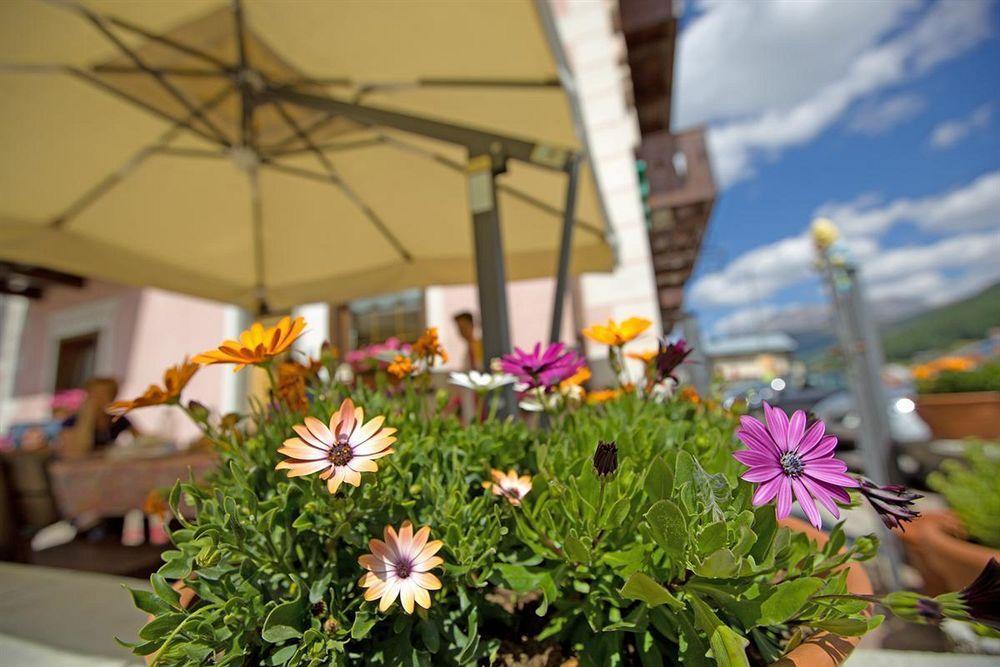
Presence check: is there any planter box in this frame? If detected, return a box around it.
[898,509,1000,596]
[916,391,1000,440]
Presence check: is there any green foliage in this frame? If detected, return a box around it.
[927,443,1000,549]
[124,381,877,666]
[882,282,1000,361]
[917,359,1000,394]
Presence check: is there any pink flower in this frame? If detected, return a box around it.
[500,342,584,389]
[733,403,858,529]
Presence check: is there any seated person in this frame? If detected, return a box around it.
[58,377,138,458]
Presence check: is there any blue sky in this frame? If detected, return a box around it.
[674,0,1000,338]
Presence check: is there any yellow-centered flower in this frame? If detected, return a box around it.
[193,316,305,371]
[582,317,652,347]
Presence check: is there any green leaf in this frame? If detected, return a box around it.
[351,612,377,640]
[418,617,440,653]
[643,455,673,500]
[268,644,297,665]
[139,612,185,640]
[262,596,306,643]
[810,617,870,636]
[709,626,750,667]
[125,586,170,616]
[698,521,728,556]
[644,499,688,563]
[564,533,591,564]
[695,549,738,578]
[758,577,823,625]
[620,572,683,610]
[150,574,181,609]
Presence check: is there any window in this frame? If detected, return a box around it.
[350,290,424,347]
[54,332,99,391]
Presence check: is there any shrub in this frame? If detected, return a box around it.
[917,359,1000,394]
[927,443,1000,549]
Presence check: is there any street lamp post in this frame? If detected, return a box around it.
[812,218,902,589]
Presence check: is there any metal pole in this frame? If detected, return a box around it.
[818,253,901,588]
[680,312,711,396]
[468,154,514,416]
[549,154,580,343]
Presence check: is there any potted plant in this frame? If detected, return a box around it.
[900,443,1000,594]
[915,360,1000,439]
[116,316,997,666]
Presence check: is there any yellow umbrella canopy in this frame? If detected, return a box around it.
[0,0,613,323]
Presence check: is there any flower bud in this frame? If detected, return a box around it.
[593,440,618,479]
[186,400,210,423]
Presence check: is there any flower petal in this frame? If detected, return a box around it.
[741,466,782,483]
[303,417,333,445]
[763,402,790,451]
[413,586,431,610]
[411,572,442,590]
[733,449,777,468]
[799,475,843,517]
[326,467,346,494]
[775,478,793,519]
[399,581,415,614]
[787,410,807,451]
[280,459,329,477]
[791,478,822,529]
[752,476,784,506]
[802,435,838,461]
[413,556,443,572]
[378,580,401,612]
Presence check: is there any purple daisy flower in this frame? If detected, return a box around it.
[654,337,692,382]
[733,402,859,529]
[500,342,585,390]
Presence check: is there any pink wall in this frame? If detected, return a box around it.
[13,280,140,398]
[7,281,229,445]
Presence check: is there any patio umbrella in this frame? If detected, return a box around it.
[0,0,614,362]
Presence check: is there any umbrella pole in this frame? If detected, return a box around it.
[468,154,514,416]
[549,154,580,343]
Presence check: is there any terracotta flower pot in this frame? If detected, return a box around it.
[771,517,873,667]
[898,509,1000,595]
[916,391,1000,439]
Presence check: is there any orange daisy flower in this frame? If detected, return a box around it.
[387,355,415,380]
[585,388,622,405]
[626,349,657,364]
[582,317,652,347]
[483,469,533,506]
[193,316,305,371]
[358,521,444,614]
[107,359,198,416]
[560,366,592,389]
[276,398,396,494]
[412,327,448,365]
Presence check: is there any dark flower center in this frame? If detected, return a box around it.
[780,451,805,477]
[328,442,354,467]
[395,559,412,579]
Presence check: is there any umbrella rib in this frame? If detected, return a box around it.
[81,13,232,147]
[266,137,384,158]
[232,0,254,150]
[91,64,229,78]
[270,101,412,262]
[49,85,235,229]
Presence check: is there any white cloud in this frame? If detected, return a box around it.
[688,234,877,307]
[862,230,1000,285]
[713,302,831,337]
[691,171,1000,309]
[705,230,1000,335]
[929,103,994,149]
[676,0,996,187]
[816,170,1000,236]
[848,94,926,136]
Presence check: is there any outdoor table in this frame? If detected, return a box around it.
[0,562,146,665]
[47,449,215,521]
